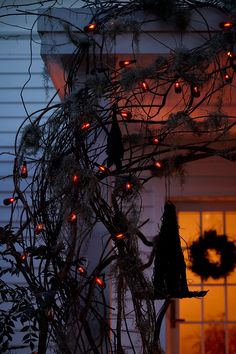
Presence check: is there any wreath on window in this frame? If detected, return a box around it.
[189,230,236,280]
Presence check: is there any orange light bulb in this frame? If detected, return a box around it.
[81,122,91,130]
[191,85,200,98]
[98,165,109,174]
[174,81,182,94]
[20,253,27,262]
[140,81,149,91]
[95,276,105,289]
[115,233,125,240]
[220,21,234,29]
[153,137,159,144]
[125,182,133,191]
[88,24,96,30]
[67,212,77,223]
[84,23,97,32]
[224,72,232,83]
[119,60,130,67]
[119,59,136,68]
[73,174,79,184]
[3,197,16,206]
[20,161,28,179]
[227,51,233,58]
[35,223,44,235]
[78,265,86,275]
[155,161,162,168]
[120,111,132,120]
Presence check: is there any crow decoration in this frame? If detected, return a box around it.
[153,201,207,299]
[106,105,124,170]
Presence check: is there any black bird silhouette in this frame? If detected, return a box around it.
[106,105,124,170]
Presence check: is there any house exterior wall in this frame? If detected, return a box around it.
[0,5,56,353]
[0,3,88,352]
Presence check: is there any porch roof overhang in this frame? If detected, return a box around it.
[37,6,236,189]
[37,6,227,98]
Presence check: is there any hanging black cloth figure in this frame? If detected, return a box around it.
[106,105,124,170]
[153,201,207,299]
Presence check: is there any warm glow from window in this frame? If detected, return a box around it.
[175,209,236,354]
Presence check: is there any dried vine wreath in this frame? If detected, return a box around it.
[189,230,236,280]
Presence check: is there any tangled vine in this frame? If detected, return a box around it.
[1,0,236,353]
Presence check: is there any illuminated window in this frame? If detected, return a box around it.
[168,210,236,354]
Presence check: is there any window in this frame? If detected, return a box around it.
[167,208,236,354]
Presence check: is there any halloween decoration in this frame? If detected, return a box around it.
[189,230,236,280]
[153,201,207,298]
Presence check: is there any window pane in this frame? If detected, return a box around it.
[204,324,226,354]
[225,212,236,282]
[180,288,202,321]
[227,286,236,321]
[178,212,200,242]
[204,286,225,321]
[229,325,236,354]
[180,324,201,354]
[227,271,236,283]
[225,212,236,238]
[178,212,201,284]
[202,211,223,234]
[176,208,236,354]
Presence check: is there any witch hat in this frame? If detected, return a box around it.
[153,201,207,299]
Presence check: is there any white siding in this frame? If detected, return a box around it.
[0,3,82,353]
[0,41,46,213]
[0,8,54,353]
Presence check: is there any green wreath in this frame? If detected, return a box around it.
[189,230,236,280]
